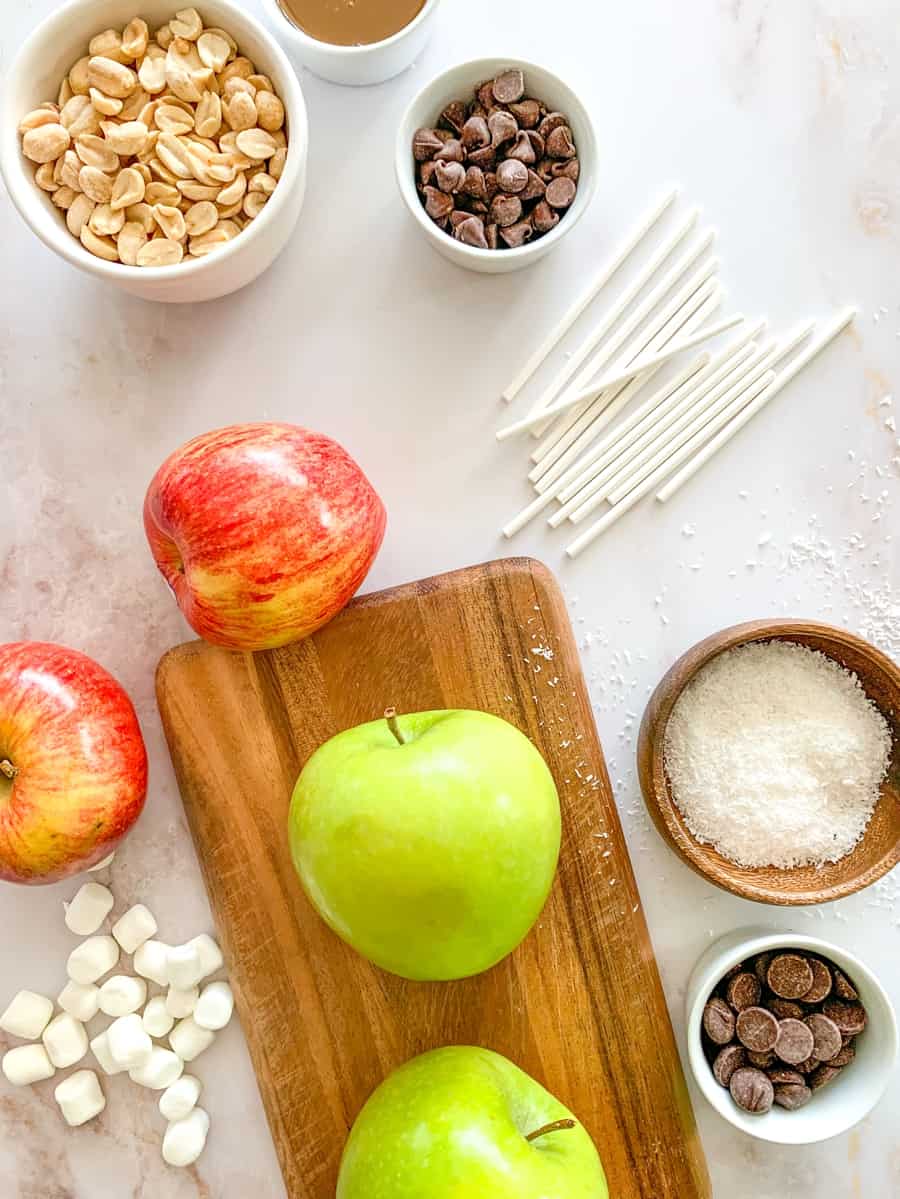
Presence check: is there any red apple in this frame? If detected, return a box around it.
[0,642,148,885]
[143,423,386,651]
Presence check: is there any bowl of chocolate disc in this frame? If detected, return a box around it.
[395,58,597,273]
[686,929,897,1144]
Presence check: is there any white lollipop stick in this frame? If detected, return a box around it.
[655,308,856,502]
[500,187,678,402]
[565,370,776,558]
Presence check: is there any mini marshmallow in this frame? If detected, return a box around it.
[169,1017,214,1063]
[133,940,171,987]
[193,981,234,1032]
[167,943,204,990]
[159,1074,201,1122]
[54,1069,106,1126]
[142,996,175,1039]
[162,1107,210,1168]
[64,882,114,936]
[0,989,54,1040]
[112,904,158,955]
[42,1013,89,1069]
[188,934,224,980]
[90,1030,127,1076]
[98,975,147,1017]
[2,1044,55,1086]
[129,1046,184,1090]
[88,851,116,872]
[67,935,119,985]
[165,986,198,1019]
[106,1013,153,1069]
[58,981,101,1023]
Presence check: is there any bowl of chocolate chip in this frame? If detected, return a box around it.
[396,58,597,273]
[687,929,897,1144]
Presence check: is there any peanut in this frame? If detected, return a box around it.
[22,123,70,164]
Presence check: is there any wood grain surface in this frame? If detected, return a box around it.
[638,619,900,905]
[156,557,710,1199]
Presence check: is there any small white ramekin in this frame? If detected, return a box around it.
[260,0,440,87]
[395,57,597,275]
[0,0,309,303]
[686,929,897,1144]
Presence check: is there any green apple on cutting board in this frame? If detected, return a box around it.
[288,708,561,981]
[337,1046,608,1198]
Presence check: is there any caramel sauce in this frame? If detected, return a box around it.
[277,0,426,46]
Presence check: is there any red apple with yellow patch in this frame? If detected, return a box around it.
[0,642,148,884]
[143,423,387,650]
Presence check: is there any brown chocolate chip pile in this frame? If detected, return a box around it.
[411,67,579,250]
[702,950,866,1116]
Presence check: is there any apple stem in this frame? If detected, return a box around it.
[525,1119,576,1143]
[0,759,17,780]
[384,707,406,746]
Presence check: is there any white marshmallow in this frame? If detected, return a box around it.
[0,989,54,1040]
[165,986,198,1019]
[106,1013,152,1069]
[2,1044,55,1086]
[142,996,175,1039]
[133,940,171,986]
[193,981,234,1032]
[67,935,119,985]
[54,1069,106,1126]
[188,934,224,980]
[159,1074,201,1122]
[88,851,116,872]
[128,1046,184,1090]
[169,1017,215,1063]
[98,975,147,1018]
[167,943,204,990]
[58,980,101,1023]
[162,1107,210,1168]
[64,882,114,936]
[90,1030,126,1076]
[42,1013,88,1069]
[112,904,158,955]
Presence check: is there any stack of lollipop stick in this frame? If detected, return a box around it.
[497,187,856,559]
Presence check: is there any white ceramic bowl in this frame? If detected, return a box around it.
[261,0,440,87]
[395,58,597,274]
[686,929,897,1144]
[0,0,308,303]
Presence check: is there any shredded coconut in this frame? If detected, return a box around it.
[664,641,892,868]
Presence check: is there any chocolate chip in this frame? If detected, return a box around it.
[507,129,537,165]
[461,116,490,151]
[483,171,498,202]
[767,954,814,1000]
[476,80,497,110]
[703,996,736,1045]
[830,1041,856,1068]
[545,176,577,210]
[488,110,518,148]
[809,1064,842,1092]
[538,111,568,138]
[435,160,465,194]
[800,959,833,1005]
[753,953,773,986]
[520,170,546,202]
[485,222,499,249]
[467,145,496,170]
[509,98,541,128]
[490,194,522,228]
[769,999,805,1021]
[736,1006,778,1053]
[453,215,488,248]
[551,157,579,182]
[439,100,467,135]
[746,1050,775,1069]
[767,1067,805,1085]
[729,1068,774,1114]
[532,200,559,233]
[496,159,528,194]
[774,1083,812,1111]
[492,68,525,104]
[434,138,464,164]
[413,128,444,161]
[418,160,437,187]
[545,124,576,159]
[805,1013,842,1062]
[774,1018,815,1065]
[535,157,555,182]
[833,970,859,1001]
[499,218,534,248]
[460,166,486,199]
[726,973,762,1013]
[713,1045,746,1086]
[448,209,470,230]
[794,1055,819,1074]
[422,186,453,224]
[822,1000,867,1036]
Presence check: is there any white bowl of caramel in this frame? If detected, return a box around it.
[262,0,440,87]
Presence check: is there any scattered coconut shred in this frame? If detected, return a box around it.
[664,641,892,869]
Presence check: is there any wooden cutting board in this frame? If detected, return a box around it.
[156,558,710,1199]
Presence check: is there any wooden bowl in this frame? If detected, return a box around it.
[638,620,900,905]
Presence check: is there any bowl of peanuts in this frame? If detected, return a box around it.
[0,1,308,302]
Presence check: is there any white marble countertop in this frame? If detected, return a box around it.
[2,0,899,1195]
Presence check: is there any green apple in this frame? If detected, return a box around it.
[337,1045,608,1199]
[288,709,560,981]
